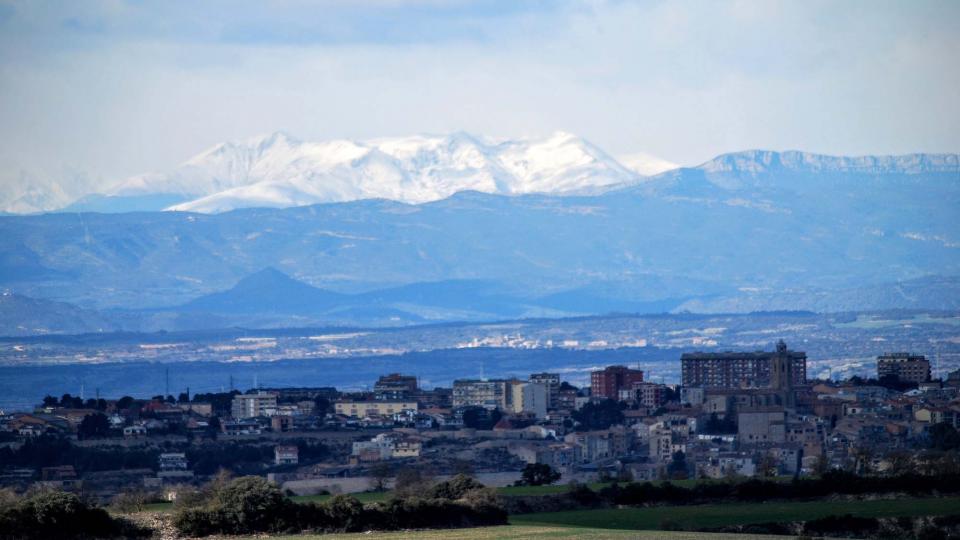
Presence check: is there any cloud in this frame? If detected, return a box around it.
[0,0,957,192]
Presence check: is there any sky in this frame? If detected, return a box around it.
[0,0,958,189]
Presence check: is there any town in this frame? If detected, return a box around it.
[2,341,959,505]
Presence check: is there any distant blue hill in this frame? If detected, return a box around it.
[0,150,957,324]
[180,267,348,314]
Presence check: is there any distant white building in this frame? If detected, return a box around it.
[231,392,278,419]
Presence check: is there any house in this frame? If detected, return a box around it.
[274,445,300,466]
[123,424,147,438]
[158,452,192,478]
[221,419,262,436]
[39,465,79,490]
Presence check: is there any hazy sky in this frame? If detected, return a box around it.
[0,0,957,185]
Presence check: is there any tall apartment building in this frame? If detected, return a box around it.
[509,381,548,419]
[591,366,644,400]
[231,391,278,419]
[453,379,509,410]
[529,372,560,408]
[334,400,418,419]
[877,352,931,384]
[681,341,806,389]
[633,382,668,409]
[453,378,547,417]
[374,373,418,400]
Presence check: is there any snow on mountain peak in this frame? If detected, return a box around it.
[618,152,680,176]
[104,131,651,213]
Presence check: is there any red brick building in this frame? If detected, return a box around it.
[591,366,644,400]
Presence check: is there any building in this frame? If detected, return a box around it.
[334,400,418,419]
[681,341,806,389]
[529,373,561,408]
[591,366,644,400]
[453,379,509,410]
[374,373,419,400]
[633,382,668,409]
[231,391,278,419]
[260,387,339,402]
[274,445,299,466]
[738,408,787,445]
[877,353,931,384]
[508,381,548,419]
[158,452,192,478]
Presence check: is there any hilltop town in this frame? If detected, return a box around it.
[3,342,959,503]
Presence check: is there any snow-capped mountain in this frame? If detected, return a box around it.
[0,169,101,214]
[617,152,679,176]
[105,131,644,213]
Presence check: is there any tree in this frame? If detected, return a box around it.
[813,454,831,476]
[368,462,392,492]
[756,452,779,477]
[667,451,689,480]
[571,399,625,431]
[116,396,135,410]
[517,463,561,486]
[59,394,83,408]
[461,407,501,430]
[78,412,110,439]
[930,422,960,451]
[394,467,432,497]
[41,395,58,408]
[703,412,736,434]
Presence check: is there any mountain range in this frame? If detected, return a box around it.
[0,133,957,334]
[5,131,666,215]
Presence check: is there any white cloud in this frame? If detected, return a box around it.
[0,0,957,194]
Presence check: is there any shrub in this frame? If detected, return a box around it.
[0,490,149,540]
[174,476,296,536]
[110,490,146,514]
[426,474,485,499]
[321,494,366,532]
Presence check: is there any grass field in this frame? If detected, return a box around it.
[292,491,390,504]
[139,476,792,511]
[511,496,960,531]
[265,525,793,539]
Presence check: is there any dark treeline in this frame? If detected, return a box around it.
[506,470,960,515]
[173,475,506,537]
[600,470,960,506]
[0,435,327,475]
[0,491,149,540]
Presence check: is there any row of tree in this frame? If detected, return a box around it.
[172,474,507,536]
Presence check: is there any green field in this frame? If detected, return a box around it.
[292,491,391,504]
[265,526,793,539]
[511,496,960,531]
[140,477,791,512]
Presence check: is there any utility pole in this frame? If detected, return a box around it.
[165,368,170,397]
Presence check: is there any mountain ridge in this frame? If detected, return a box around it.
[3,130,956,215]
